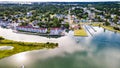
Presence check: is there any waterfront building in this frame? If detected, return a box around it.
[50,28,62,35]
[16,26,48,33]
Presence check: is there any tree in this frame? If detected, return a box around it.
[37,22,45,27]
[64,22,69,29]
[21,22,28,26]
[105,14,111,19]
[0,37,4,40]
[104,22,110,26]
[52,17,61,27]
[113,16,119,24]
[0,37,4,42]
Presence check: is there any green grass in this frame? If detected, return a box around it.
[74,28,88,36]
[0,37,58,59]
[102,26,120,33]
[91,22,120,33]
[90,22,103,26]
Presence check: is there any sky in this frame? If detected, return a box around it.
[0,0,119,2]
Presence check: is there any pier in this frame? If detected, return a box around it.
[84,25,94,37]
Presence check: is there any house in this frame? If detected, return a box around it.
[16,26,47,33]
[83,7,87,12]
[27,12,32,17]
[0,22,7,27]
[117,20,120,24]
[99,15,105,20]
[73,19,80,23]
[54,14,66,19]
[50,28,62,35]
[73,25,81,30]
[88,12,95,20]
[111,14,116,19]
[32,20,39,25]
[80,19,88,23]
[0,20,11,27]
[110,22,116,27]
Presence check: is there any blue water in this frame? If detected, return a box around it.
[0,26,120,68]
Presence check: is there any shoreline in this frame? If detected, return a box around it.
[13,30,64,38]
[0,27,84,60]
[88,22,120,33]
[0,27,58,43]
[0,37,58,59]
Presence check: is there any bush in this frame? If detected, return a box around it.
[56,43,58,46]
[46,42,49,44]
[0,37,5,40]
[64,23,69,29]
[113,26,120,30]
[104,22,110,26]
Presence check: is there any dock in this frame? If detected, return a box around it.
[89,25,97,32]
[84,25,94,37]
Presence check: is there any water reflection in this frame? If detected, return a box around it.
[15,53,27,63]
[0,26,120,68]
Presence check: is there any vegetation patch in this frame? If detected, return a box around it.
[90,22,103,26]
[91,22,120,33]
[0,37,58,59]
[74,28,88,36]
[102,26,120,33]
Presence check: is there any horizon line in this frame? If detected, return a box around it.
[0,1,120,2]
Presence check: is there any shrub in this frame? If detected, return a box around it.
[0,37,4,40]
[56,43,58,46]
[113,26,120,30]
[46,42,49,44]
[104,22,110,26]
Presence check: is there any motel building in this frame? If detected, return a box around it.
[50,28,62,35]
[16,26,48,33]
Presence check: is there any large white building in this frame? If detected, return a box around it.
[16,26,47,33]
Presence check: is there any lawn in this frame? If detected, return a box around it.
[0,37,58,59]
[91,22,120,33]
[90,22,103,26]
[74,28,88,36]
[102,26,120,33]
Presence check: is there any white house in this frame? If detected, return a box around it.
[27,12,32,17]
[16,26,47,33]
[50,28,62,35]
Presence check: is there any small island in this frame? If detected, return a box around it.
[0,37,58,59]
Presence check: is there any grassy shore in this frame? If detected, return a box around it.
[0,37,58,59]
[91,22,120,33]
[102,26,120,33]
[90,22,103,26]
[74,27,88,36]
